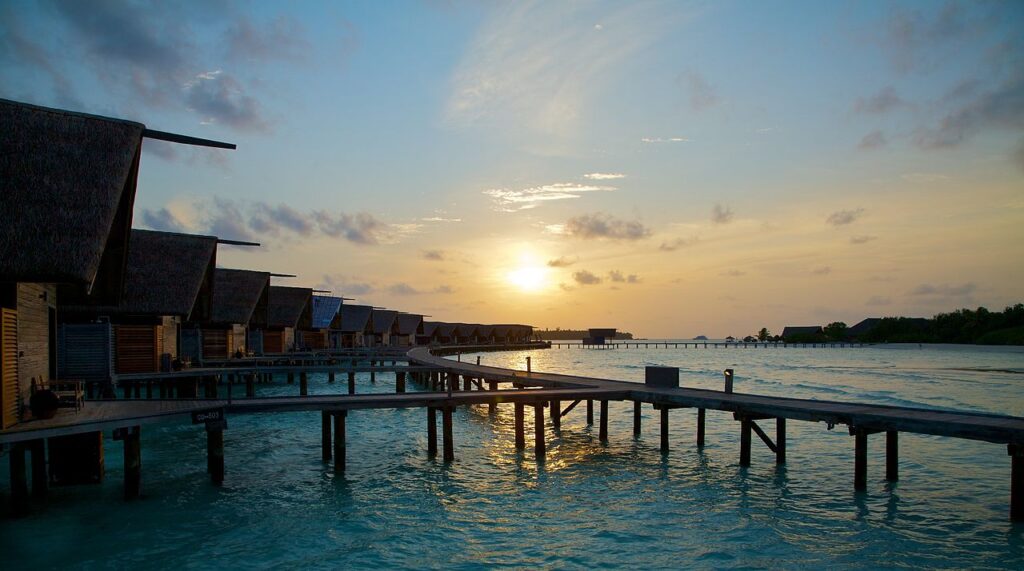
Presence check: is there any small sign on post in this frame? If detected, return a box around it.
[192,408,227,432]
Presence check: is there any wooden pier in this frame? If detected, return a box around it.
[549,341,867,349]
[2,343,1022,522]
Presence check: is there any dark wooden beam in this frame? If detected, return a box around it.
[143,128,236,149]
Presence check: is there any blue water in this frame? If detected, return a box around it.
[2,343,1024,569]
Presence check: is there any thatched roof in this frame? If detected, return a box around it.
[123,230,218,317]
[311,296,342,329]
[477,325,495,338]
[436,323,457,337]
[422,321,441,336]
[371,309,398,335]
[454,323,479,337]
[210,268,270,325]
[268,286,312,328]
[396,314,424,335]
[338,304,372,333]
[0,98,143,288]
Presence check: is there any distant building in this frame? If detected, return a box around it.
[583,328,617,344]
[265,286,313,353]
[335,304,372,348]
[781,326,824,342]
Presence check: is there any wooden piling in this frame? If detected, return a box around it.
[660,407,669,452]
[587,400,593,425]
[488,381,497,413]
[697,408,706,447]
[886,431,898,481]
[514,403,525,449]
[740,417,752,466]
[463,376,472,391]
[123,426,141,500]
[9,444,29,517]
[348,372,356,395]
[396,371,406,393]
[30,438,47,498]
[288,372,294,384]
[300,372,308,396]
[854,428,868,491]
[551,399,561,429]
[769,418,784,464]
[329,371,335,383]
[599,400,609,443]
[207,427,224,485]
[427,407,437,456]
[633,401,641,436]
[370,371,376,383]
[322,412,332,462]
[534,403,545,458]
[245,375,255,398]
[1011,445,1023,521]
[442,407,454,462]
[334,411,347,474]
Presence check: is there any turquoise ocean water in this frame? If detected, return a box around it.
[2,342,1023,569]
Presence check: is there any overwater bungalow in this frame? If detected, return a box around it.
[335,304,373,348]
[264,286,313,353]
[476,325,496,345]
[204,268,270,358]
[302,295,343,350]
[368,309,399,347]
[453,323,479,345]
[393,314,424,347]
[419,321,443,345]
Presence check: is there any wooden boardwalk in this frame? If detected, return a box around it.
[549,341,867,349]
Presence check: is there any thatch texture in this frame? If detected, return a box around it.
[0,98,144,285]
[121,230,217,317]
[211,269,270,325]
[371,310,398,335]
[422,321,441,337]
[396,314,423,335]
[338,304,372,333]
[311,296,343,329]
[268,286,312,328]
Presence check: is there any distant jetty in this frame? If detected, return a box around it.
[535,329,634,341]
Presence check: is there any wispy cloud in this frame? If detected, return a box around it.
[388,283,454,296]
[826,208,865,226]
[484,182,616,212]
[564,213,651,240]
[720,269,746,277]
[573,270,602,285]
[850,235,877,245]
[225,15,310,63]
[547,256,577,268]
[184,70,269,131]
[140,207,188,233]
[422,250,446,261]
[858,130,887,150]
[680,71,720,110]
[608,270,640,283]
[711,203,733,224]
[659,236,698,252]
[641,137,689,143]
[319,274,374,297]
[812,266,832,275]
[853,86,905,114]
[909,282,976,296]
[583,172,626,180]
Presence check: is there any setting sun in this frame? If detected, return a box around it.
[507,265,548,292]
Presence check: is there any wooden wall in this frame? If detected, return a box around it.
[114,325,162,374]
[16,283,56,410]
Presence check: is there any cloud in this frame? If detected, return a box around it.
[558,282,574,291]
[659,236,698,251]
[681,71,720,111]
[909,283,976,296]
[547,256,577,267]
[573,270,602,285]
[879,2,975,72]
[250,203,316,236]
[641,137,689,143]
[583,172,626,180]
[484,182,616,212]
[826,208,865,226]
[225,15,309,63]
[319,274,374,297]
[314,211,389,245]
[711,203,733,224]
[564,213,651,240]
[608,270,639,283]
[853,86,905,114]
[720,269,746,277]
[850,235,877,245]
[914,74,1024,149]
[812,266,832,275]
[387,283,454,296]
[866,296,891,306]
[422,250,446,261]
[140,208,187,233]
[858,130,887,150]
[207,198,258,243]
[184,70,269,131]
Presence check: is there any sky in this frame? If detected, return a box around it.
[3,0,1023,338]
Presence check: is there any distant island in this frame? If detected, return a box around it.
[536,328,635,341]
[693,335,708,340]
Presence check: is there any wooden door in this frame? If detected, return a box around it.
[1,308,19,429]
[115,325,160,374]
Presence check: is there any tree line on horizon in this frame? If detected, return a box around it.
[535,328,635,341]
[752,304,1024,345]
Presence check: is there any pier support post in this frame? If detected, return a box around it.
[854,428,868,491]
[9,444,29,517]
[442,407,454,462]
[1011,445,1023,521]
[322,412,332,462]
[599,400,609,443]
[587,400,594,425]
[396,372,406,393]
[348,372,356,395]
[245,375,255,398]
[534,403,545,458]
[123,427,141,500]
[207,426,224,486]
[464,376,472,391]
[300,372,308,396]
[660,407,669,453]
[514,403,525,449]
[334,411,347,474]
[697,408,706,448]
[551,400,560,429]
[633,402,641,436]
[886,431,898,481]
[329,371,335,383]
[30,439,47,498]
[740,418,752,467]
[288,372,294,384]
[776,418,787,464]
[488,381,497,413]
[427,407,437,456]
[370,371,376,383]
